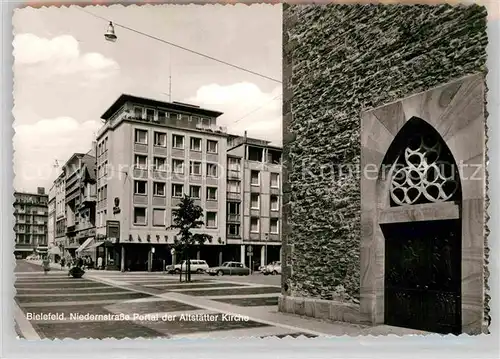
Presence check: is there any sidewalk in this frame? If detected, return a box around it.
[90,274,428,337]
[27,259,100,273]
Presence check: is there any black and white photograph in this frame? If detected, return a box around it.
[9,1,494,343]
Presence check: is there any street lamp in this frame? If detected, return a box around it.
[104,22,117,42]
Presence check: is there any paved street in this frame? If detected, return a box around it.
[15,260,422,339]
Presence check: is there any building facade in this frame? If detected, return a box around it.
[226,134,282,270]
[58,151,97,258]
[13,188,49,258]
[54,172,66,257]
[279,4,488,335]
[47,184,57,258]
[95,94,228,271]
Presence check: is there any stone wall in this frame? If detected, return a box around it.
[282,4,488,304]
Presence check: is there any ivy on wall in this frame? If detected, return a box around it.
[282,4,487,303]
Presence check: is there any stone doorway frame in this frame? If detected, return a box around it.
[359,73,486,335]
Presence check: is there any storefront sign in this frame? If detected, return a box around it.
[76,227,96,239]
[106,220,120,243]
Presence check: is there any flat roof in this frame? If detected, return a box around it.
[101,94,224,120]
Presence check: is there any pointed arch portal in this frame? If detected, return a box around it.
[380,117,462,334]
[360,74,486,335]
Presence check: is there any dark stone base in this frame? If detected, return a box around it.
[278,295,369,325]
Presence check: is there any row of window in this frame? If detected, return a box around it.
[16,234,47,245]
[249,193,280,211]
[98,185,108,202]
[227,218,279,236]
[97,137,109,156]
[132,208,278,234]
[16,226,47,235]
[15,196,48,205]
[133,107,216,126]
[132,207,219,228]
[97,210,107,228]
[251,170,280,188]
[135,130,219,153]
[16,213,48,220]
[133,155,219,176]
[134,181,218,200]
[132,156,280,188]
[98,161,108,178]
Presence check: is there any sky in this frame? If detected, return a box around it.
[12,4,282,193]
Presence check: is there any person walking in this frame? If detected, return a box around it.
[97,256,103,270]
[42,256,50,275]
[60,257,66,270]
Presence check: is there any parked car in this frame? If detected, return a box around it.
[206,262,250,276]
[167,260,209,274]
[26,255,40,261]
[262,261,281,275]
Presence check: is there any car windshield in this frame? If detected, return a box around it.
[221,262,230,267]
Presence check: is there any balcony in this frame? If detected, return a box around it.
[195,123,227,134]
[227,170,241,180]
[227,192,241,201]
[80,194,97,208]
[227,214,241,223]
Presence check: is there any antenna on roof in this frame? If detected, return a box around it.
[168,58,172,102]
[161,54,173,102]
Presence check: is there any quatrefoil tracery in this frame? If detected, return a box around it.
[390,136,459,206]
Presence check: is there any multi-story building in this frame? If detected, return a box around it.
[54,172,66,256]
[13,187,49,258]
[95,94,228,271]
[60,150,97,258]
[47,184,56,258]
[226,133,282,269]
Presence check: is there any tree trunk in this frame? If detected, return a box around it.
[186,251,191,282]
[179,250,183,283]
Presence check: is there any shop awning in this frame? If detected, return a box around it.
[48,246,61,255]
[82,241,104,252]
[76,238,94,253]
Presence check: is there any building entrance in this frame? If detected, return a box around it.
[382,219,461,334]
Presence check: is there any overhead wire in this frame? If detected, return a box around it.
[231,93,282,124]
[76,7,282,84]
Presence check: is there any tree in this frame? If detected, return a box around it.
[168,194,212,282]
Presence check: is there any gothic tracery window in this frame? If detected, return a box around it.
[389,120,460,207]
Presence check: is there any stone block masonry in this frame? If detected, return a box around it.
[282,3,487,308]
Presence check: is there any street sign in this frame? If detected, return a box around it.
[247,245,253,255]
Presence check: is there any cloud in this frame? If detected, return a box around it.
[186,82,282,145]
[13,117,101,192]
[13,33,119,79]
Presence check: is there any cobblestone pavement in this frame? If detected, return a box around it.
[15,260,426,339]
